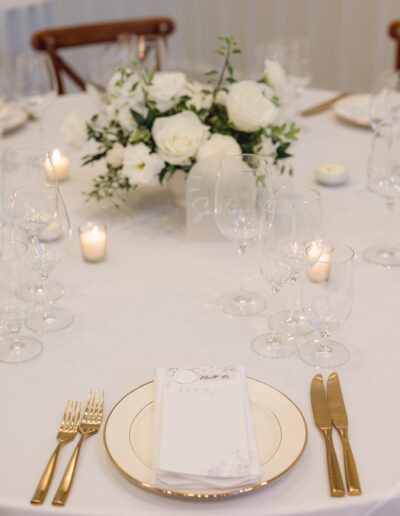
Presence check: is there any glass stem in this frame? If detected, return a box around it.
[9,333,23,353]
[237,243,247,295]
[288,277,298,320]
[270,287,279,338]
[318,332,331,353]
[383,199,396,247]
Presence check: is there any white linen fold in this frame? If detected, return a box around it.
[152,365,261,490]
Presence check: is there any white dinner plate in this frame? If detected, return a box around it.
[2,103,28,133]
[334,93,371,127]
[104,378,307,499]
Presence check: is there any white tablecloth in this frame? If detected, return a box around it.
[1,89,400,516]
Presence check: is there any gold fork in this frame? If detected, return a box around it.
[52,390,104,506]
[31,400,81,505]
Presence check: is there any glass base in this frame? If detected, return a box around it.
[0,335,42,363]
[251,333,297,358]
[16,280,65,303]
[269,310,313,336]
[363,245,400,267]
[218,291,266,317]
[25,307,74,333]
[299,338,349,368]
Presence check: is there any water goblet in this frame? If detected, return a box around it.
[215,154,271,316]
[0,240,42,363]
[300,241,354,367]
[363,120,400,267]
[269,186,322,336]
[252,200,297,358]
[369,70,400,131]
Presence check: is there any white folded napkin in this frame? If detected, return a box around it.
[152,365,261,490]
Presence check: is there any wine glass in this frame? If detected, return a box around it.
[300,241,354,367]
[15,52,57,123]
[12,186,74,332]
[369,71,400,131]
[137,35,167,71]
[1,147,64,302]
[363,120,400,267]
[269,187,322,336]
[252,200,297,358]
[215,154,272,316]
[0,239,42,363]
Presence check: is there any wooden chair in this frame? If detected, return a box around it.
[31,17,175,94]
[388,21,400,70]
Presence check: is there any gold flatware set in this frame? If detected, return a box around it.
[31,390,104,507]
[301,92,348,116]
[311,373,361,497]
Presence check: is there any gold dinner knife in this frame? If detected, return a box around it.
[301,93,348,116]
[311,374,345,497]
[327,372,361,495]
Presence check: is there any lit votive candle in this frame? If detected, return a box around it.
[45,149,69,181]
[307,241,333,282]
[79,222,107,262]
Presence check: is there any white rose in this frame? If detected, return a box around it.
[61,111,86,149]
[185,80,212,111]
[264,59,286,94]
[226,80,277,132]
[148,72,186,112]
[197,134,241,161]
[121,143,164,185]
[152,111,209,165]
[106,143,125,168]
[256,136,277,157]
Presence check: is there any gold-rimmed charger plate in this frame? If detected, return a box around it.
[103,378,307,499]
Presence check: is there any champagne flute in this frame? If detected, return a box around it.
[363,120,400,266]
[252,200,297,358]
[215,154,271,316]
[300,241,354,367]
[269,186,322,335]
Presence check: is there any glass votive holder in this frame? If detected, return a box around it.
[79,222,107,263]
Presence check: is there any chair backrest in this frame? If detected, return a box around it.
[388,21,400,70]
[31,17,175,94]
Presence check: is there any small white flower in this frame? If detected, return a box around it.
[152,111,209,166]
[197,134,241,161]
[226,80,277,132]
[185,80,212,111]
[121,143,164,185]
[256,137,277,158]
[264,59,287,94]
[106,142,125,168]
[61,111,86,149]
[116,104,137,133]
[148,72,186,112]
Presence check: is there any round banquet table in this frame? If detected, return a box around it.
[1,89,400,516]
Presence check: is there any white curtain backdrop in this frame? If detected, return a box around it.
[0,0,399,92]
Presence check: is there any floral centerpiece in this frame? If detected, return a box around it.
[83,36,299,203]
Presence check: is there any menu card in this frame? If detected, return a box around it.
[152,365,261,490]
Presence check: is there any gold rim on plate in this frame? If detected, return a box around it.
[103,378,307,499]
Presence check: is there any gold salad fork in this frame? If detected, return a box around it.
[52,390,104,506]
[31,400,81,505]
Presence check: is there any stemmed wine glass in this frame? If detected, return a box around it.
[215,154,272,316]
[0,240,42,363]
[1,147,65,302]
[300,241,354,367]
[15,52,57,127]
[11,185,74,332]
[269,186,322,336]
[252,200,297,358]
[369,71,400,131]
[363,120,400,267]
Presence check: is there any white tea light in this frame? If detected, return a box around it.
[45,149,69,181]
[315,164,348,186]
[79,222,107,262]
[307,241,333,282]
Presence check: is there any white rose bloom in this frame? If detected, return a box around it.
[264,59,286,94]
[152,111,209,165]
[148,72,186,112]
[185,80,212,111]
[106,142,125,168]
[226,80,277,132]
[121,143,165,185]
[61,111,86,149]
[256,136,277,157]
[197,134,241,161]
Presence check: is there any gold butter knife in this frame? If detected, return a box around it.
[311,374,345,497]
[327,372,361,495]
[301,93,348,117]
